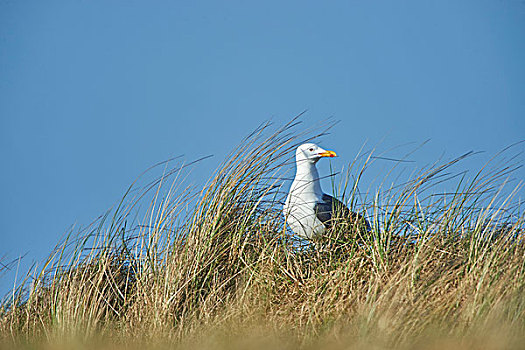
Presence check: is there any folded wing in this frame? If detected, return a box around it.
[314,194,370,230]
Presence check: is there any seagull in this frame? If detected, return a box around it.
[283,143,369,240]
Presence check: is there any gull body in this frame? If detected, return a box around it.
[283,143,337,239]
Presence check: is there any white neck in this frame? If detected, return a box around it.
[291,160,324,197]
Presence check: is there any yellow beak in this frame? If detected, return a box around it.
[318,150,337,158]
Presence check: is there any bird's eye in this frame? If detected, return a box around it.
[309,148,314,152]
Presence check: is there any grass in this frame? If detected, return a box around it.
[1,118,524,349]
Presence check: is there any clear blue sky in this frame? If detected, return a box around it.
[1,1,524,294]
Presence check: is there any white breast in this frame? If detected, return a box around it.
[283,180,326,239]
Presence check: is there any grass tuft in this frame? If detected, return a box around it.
[1,119,524,349]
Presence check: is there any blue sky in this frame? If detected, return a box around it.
[1,1,524,295]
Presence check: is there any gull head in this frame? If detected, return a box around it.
[295,143,337,164]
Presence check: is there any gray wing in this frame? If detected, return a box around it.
[314,194,370,230]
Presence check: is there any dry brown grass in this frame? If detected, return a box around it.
[1,119,524,349]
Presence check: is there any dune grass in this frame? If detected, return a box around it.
[1,119,524,350]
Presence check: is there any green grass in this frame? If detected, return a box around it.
[1,119,524,350]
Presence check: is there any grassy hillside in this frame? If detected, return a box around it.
[1,120,524,350]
